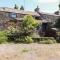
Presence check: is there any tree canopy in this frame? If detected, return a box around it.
[14,4,19,9]
[34,6,40,12]
[55,18,60,28]
[20,6,24,10]
[20,15,39,34]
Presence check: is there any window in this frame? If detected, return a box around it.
[20,14,24,18]
[9,12,17,18]
[35,16,41,20]
[5,12,9,17]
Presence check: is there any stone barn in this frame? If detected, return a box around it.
[0,7,40,30]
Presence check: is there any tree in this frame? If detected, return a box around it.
[20,6,24,10]
[55,18,60,28]
[20,15,39,35]
[54,11,59,15]
[14,4,19,9]
[34,6,40,12]
[58,3,60,15]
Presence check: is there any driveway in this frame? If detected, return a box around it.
[0,43,60,60]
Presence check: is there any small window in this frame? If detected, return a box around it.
[6,13,9,17]
[20,14,24,18]
[35,16,40,20]
[9,12,17,18]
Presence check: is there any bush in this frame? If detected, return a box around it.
[20,15,39,35]
[15,36,33,44]
[7,26,20,42]
[24,36,33,43]
[55,32,60,43]
[7,32,20,42]
[39,39,56,44]
[0,31,8,44]
[54,18,60,28]
[7,32,33,43]
[0,36,7,44]
[33,37,57,44]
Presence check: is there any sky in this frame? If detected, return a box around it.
[0,0,59,13]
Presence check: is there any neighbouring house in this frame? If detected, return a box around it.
[0,7,60,30]
[0,7,40,30]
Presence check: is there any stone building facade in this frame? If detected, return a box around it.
[0,7,40,30]
[0,7,60,30]
[38,12,60,23]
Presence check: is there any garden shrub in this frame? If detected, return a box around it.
[39,39,56,44]
[39,37,56,44]
[54,18,60,28]
[14,36,33,44]
[7,32,20,42]
[0,36,7,44]
[0,31,8,44]
[55,32,60,43]
[7,26,20,42]
[7,31,33,44]
[24,36,33,43]
[9,30,32,43]
[33,37,56,44]
[20,15,39,36]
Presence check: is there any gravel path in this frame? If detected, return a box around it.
[0,43,60,60]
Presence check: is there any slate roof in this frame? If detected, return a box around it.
[0,7,40,16]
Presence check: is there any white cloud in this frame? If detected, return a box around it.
[37,0,58,3]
